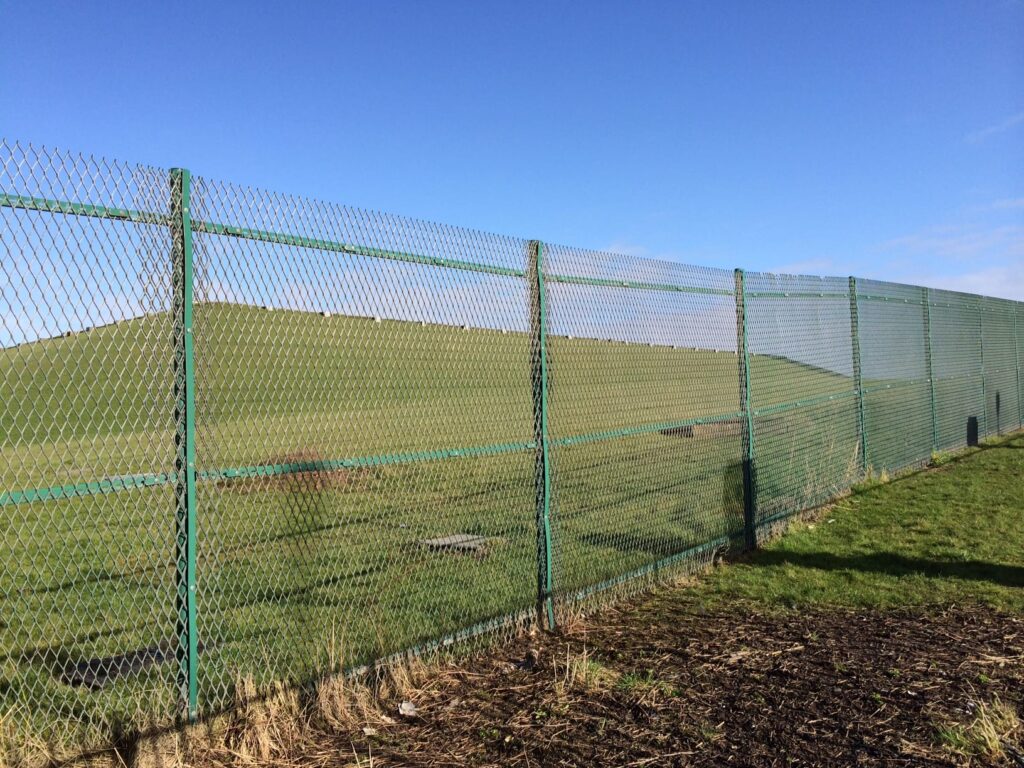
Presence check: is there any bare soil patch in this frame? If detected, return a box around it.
[217,449,371,494]
[325,594,1023,767]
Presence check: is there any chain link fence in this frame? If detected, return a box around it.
[2,141,1022,758]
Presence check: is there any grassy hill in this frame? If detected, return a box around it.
[0,303,863,750]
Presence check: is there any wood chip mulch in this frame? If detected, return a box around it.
[313,593,1024,767]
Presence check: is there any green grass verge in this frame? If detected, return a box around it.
[696,431,1024,612]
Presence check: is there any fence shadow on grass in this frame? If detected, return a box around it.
[750,550,1024,589]
[945,433,1024,459]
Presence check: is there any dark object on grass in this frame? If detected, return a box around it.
[967,416,979,447]
[659,420,743,439]
[420,534,490,553]
[515,648,540,671]
[64,644,165,690]
[62,641,207,690]
[660,424,694,438]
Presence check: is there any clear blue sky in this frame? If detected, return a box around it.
[4,0,1023,298]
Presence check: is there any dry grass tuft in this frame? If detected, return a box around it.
[935,695,1021,761]
[215,678,306,765]
[182,661,384,768]
[554,603,589,636]
[556,645,619,695]
[376,654,430,703]
[0,706,57,768]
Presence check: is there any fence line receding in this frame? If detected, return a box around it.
[1,140,1021,756]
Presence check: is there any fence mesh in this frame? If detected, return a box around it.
[188,176,538,711]
[1,140,1022,758]
[856,279,932,473]
[742,273,861,524]
[982,297,1021,436]
[930,290,987,452]
[1018,303,1024,428]
[541,245,742,601]
[0,142,179,750]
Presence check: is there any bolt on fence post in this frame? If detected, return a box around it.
[734,269,756,549]
[849,277,868,476]
[923,287,938,454]
[170,168,199,721]
[527,240,555,629]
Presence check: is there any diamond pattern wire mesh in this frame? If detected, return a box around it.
[0,142,178,754]
[541,245,742,600]
[187,176,538,712]
[856,279,932,473]
[930,289,987,452]
[981,297,1021,436]
[742,273,861,523]
[1,140,1022,759]
[1018,303,1024,431]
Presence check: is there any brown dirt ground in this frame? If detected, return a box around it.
[216,450,371,494]
[299,591,1024,768]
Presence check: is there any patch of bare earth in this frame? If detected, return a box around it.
[304,593,1023,767]
[216,449,372,494]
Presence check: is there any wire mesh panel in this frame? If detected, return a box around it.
[981,297,1021,436]
[188,177,537,714]
[856,279,932,472]
[1,138,1023,758]
[541,245,742,601]
[0,142,178,756]
[930,289,986,451]
[743,273,861,523]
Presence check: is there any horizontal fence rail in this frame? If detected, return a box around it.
[1,140,1022,758]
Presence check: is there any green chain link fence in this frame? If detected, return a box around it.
[2,141,1022,758]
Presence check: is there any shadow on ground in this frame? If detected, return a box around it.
[750,550,1024,589]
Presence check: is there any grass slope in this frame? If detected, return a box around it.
[0,303,942,754]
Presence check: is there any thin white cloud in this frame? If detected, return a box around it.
[924,266,1024,301]
[965,111,1024,144]
[991,197,1024,210]
[873,222,1024,301]
[603,240,650,258]
[878,225,1024,263]
[768,257,843,276]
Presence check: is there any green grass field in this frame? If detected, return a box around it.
[694,430,1024,612]
[0,302,991,754]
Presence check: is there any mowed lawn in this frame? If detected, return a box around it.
[0,303,943,750]
[696,431,1024,613]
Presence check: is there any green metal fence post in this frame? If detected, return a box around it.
[1015,302,1022,429]
[849,277,868,475]
[923,287,938,454]
[734,269,756,549]
[170,168,199,721]
[978,297,987,437]
[528,240,555,629]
